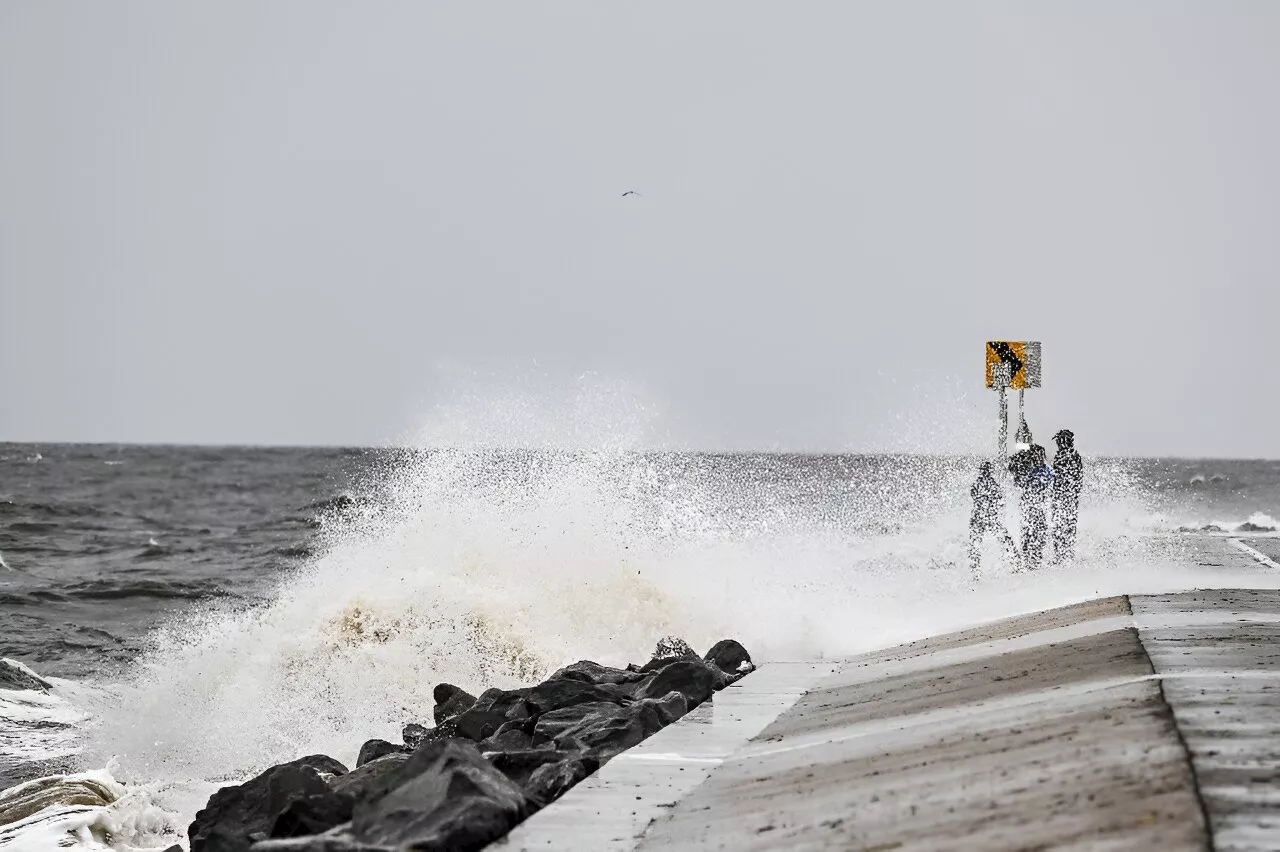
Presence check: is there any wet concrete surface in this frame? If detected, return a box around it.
[499,537,1280,851]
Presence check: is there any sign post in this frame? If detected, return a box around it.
[986,341,1042,461]
[995,366,1009,459]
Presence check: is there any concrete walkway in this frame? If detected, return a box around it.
[499,537,1280,851]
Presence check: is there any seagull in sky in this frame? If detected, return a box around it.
[621,190,641,197]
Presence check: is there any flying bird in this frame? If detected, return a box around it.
[621,190,641,197]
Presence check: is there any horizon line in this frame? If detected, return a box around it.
[0,439,1274,463]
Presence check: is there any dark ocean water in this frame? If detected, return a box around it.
[2,443,1277,681]
[0,445,374,678]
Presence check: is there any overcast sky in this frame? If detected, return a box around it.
[2,3,1277,456]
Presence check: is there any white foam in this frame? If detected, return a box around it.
[0,765,179,851]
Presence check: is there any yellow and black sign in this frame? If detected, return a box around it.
[985,341,1042,389]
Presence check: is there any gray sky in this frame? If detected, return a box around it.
[2,3,1278,456]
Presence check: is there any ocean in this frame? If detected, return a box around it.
[2,443,1280,850]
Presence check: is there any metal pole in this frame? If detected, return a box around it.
[1018,389,1024,426]
[998,385,1008,460]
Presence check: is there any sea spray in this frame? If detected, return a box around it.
[14,387,1191,847]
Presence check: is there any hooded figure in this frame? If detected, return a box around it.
[1007,420,1036,488]
[1051,429,1084,562]
[1015,444,1053,569]
[969,461,1019,573]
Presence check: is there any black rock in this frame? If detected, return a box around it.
[647,690,689,725]
[188,756,348,852]
[531,702,622,742]
[520,678,628,715]
[451,705,509,741]
[554,700,665,761]
[330,753,412,805]
[401,723,429,750]
[470,686,521,713]
[401,720,461,751]
[635,660,721,709]
[350,739,528,851]
[355,740,402,768]
[484,749,571,786]
[639,636,699,673]
[477,726,534,753]
[452,678,624,742]
[703,639,754,679]
[551,661,647,686]
[525,757,598,805]
[268,790,353,839]
[433,683,478,725]
[494,717,535,737]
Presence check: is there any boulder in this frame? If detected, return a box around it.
[450,705,509,742]
[551,661,647,686]
[452,678,624,742]
[401,723,429,750]
[432,683,477,725]
[484,749,572,786]
[703,639,754,679]
[469,686,524,715]
[477,726,534,753]
[525,757,598,805]
[635,661,721,708]
[554,700,666,761]
[519,678,627,715]
[531,702,622,742]
[638,636,698,672]
[188,756,348,852]
[648,690,689,725]
[268,789,353,840]
[330,752,412,805]
[350,739,528,851]
[355,740,401,768]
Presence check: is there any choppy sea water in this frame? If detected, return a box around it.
[2,443,1279,849]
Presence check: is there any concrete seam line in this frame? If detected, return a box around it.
[1228,537,1280,569]
[1135,627,1217,852]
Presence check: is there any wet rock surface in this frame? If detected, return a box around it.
[189,756,350,852]
[183,637,752,851]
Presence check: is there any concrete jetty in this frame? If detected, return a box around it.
[499,536,1280,851]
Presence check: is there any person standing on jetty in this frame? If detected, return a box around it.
[1051,429,1084,562]
[968,462,1019,573]
[1009,441,1054,569]
[1007,418,1036,485]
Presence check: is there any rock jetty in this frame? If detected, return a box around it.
[186,637,754,852]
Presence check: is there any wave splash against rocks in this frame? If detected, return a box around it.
[184,636,753,852]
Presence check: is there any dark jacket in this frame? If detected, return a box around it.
[1053,448,1084,497]
[1022,464,1053,502]
[971,472,1003,522]
[1008,449,1035,488]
